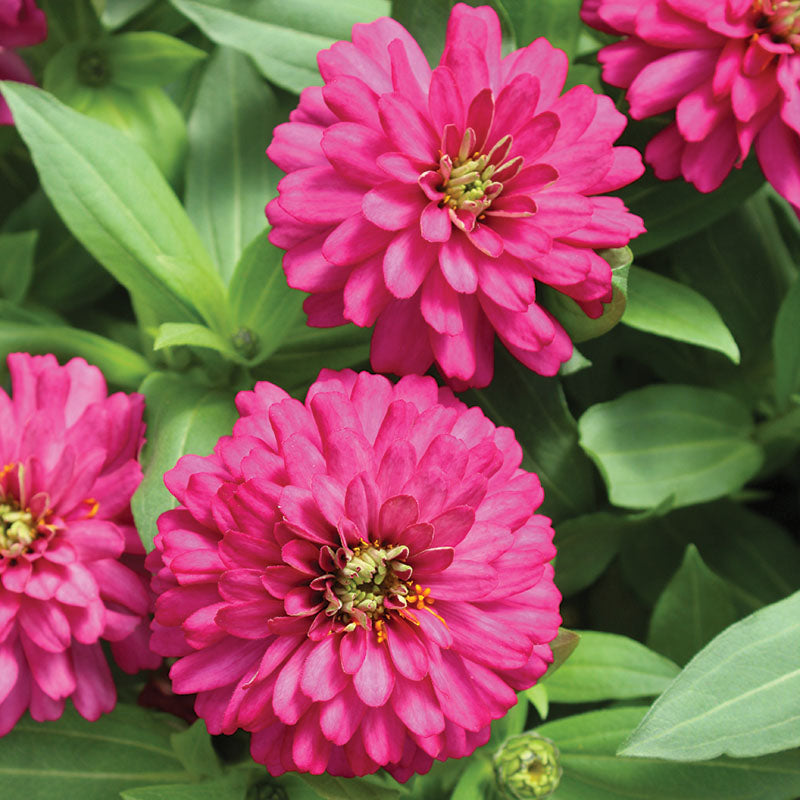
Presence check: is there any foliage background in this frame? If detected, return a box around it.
[1,0,799,798]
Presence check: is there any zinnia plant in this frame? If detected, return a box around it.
[148,369,561,778]
[581,0,800,210]
[0,0,46,125]
[266,3,645,389]
[0,353,159,734]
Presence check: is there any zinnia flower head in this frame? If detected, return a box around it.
[148,369,561,779]
[0,353,159,735]
[0,0,46,125]
[581,0,800,209]
[266,4,645,389]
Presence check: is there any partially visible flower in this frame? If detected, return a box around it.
[266,4,644,389]
[0,353,159,735]
[582,0,800,210]
[149,369,561,779]
[0,0,46,125]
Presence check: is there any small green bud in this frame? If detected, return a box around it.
[78,46,113,87]
[494,732,563,800]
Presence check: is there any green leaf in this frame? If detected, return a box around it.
[0,230,37,303]
[623,265,740,364]
[620,592,800,761]
[553,511,624,597]
[537,706,800,800]
[465,346,596,522]
[258,324,371,396]
[389,0,451,64]
[619,500,800,609]
[578,384,763,509]
[0,82,227,333]
[773,276,800,411]
[101,0,156,29]
[0,321,150,390]
[524,684,549,721]
[169,721,222,779]
[543,631,679,703]
[621,590,800,760]
[107,32,207,88]
[121,773,250,800]
[153,322,240,361]
[132,372,238,549]
[0,705,191,799]
[547,628,581,679]
[299,773,408,800]
[503,0,582,54]
[618,157,764,257]
[169,0,390,93]
[647,545,740,666]
[186,47,283,280]
[228,230,305,362]
[450,758,494,800]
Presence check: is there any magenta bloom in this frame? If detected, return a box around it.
[149,369,561,779]
[266,4,644,389]
[0,353,159,734]
[582,0,800,208]
[0,0,46,125]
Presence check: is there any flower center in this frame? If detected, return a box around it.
[0,499,38,557]
[325,541,412,633]
[438,130,519,217]
[753,1,800,47]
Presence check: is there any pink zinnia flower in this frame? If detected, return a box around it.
[581,0,800,209]
[148,369,561,779]
[0,353,160,734]
[266,4,645,389]
[0,0,46,125]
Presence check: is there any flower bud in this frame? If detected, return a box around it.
[493,733,563,799]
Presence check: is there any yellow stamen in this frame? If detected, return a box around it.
[83,498,99,519]
[375,618,388,643]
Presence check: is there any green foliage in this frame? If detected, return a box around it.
[543,631,679,703]
[0,705,193,799]
[773,276,800,411]
[132,371,238,549]
[169,0,390,92]
[0,230,37,303]
[579,384,764,509]
[621,590,800,761]
[185,47,284,280]
[623,265,740,363]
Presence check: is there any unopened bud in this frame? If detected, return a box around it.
[493,732,563,799]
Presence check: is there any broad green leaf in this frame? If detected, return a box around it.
[553,511,624,596]
[153,322,241,361]
[258,324,371,396]
[450,759,494,800]
[543,631,679,703]
[169,721,222,779]
[621,590,800,760]
[169,0,390,93]
[0,705,191,799]
[101,0,155,29]
[647,545,739,666]
[538,706,800,800]
[121,773,249,800]
[1,83,227,333]
[132,372,238,549]
[619,500,800,609]
[465,346,596,522]
[227,230,305,362]
[773,276,800,411]
[0,230,36,302]
[623,265,740,363]
[186,47,283,280]
[618,157,764,257]
[299,773,408,800]
[0,321,150,390]
[578,384,763,509]
[107,32,207,88]
[504,0,582,54]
